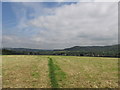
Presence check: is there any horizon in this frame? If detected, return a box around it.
[2,44,119,50]
[2,2,118,49]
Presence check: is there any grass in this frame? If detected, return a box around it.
[0,56,2,89]
[2,55,50,88]
[48,57,59,88]
[31,65,40,78]
[51,56,118,88]
[48,57,66,88]
[2,55,118,88]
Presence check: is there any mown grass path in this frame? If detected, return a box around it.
[48,57,66,88]
[48,57,59,88]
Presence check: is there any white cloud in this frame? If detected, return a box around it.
[27,2,118,49]
[2,0,119,2]
[0,2,2,48]
[3,2,118,49]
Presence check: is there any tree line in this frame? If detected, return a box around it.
[2,48,119,58]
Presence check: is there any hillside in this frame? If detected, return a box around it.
[63,44,119,57]
[2,44,120,57]
[64,44,119,52]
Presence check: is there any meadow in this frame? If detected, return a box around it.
[2,55,118,88]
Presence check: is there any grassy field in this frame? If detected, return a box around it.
[2,55,118,88]
[0,56,2,89]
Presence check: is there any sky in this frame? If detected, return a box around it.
[2,1,118,49]
[0,1,2,48]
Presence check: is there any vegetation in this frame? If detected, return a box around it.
[2,55,118,88]
[51,56,118,88]
[2,44,120,57]
[48,57,59,88]
[48,57,66,88]
[2,55,50,88]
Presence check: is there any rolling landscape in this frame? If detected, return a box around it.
[2,44,120,57]
[2,44,119,88]
[1,1,119,89]
[2,55,118,88]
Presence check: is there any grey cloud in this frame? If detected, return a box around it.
[29,3,118,49]
[3,2,118,49]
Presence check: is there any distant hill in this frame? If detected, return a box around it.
[64,44,119,52]
[63,44,119,57]
[3,48,53,52]
[2,44,120,57]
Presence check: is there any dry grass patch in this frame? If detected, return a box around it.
[51,56,118,88]
[2,55,51,88]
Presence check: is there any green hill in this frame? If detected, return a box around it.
[2,44,120,57]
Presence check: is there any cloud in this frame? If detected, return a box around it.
[2,0,119,2]
[0,2,1,27]
[3,2,118,49]
[28,2,118,49]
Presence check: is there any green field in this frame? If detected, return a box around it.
[2,55,118,88]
